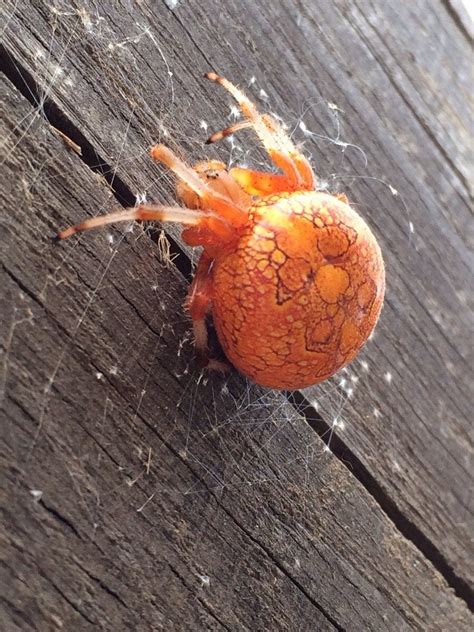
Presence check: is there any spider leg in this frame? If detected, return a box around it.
[186,252,230,373]
[205,72,316,190]
[205,120,253,143]
[55,205,209,241]
[57,144,250,242]
[228,166,297,195]
[178,159,252,210]
[150,144,248,228]
[335,192,350,205]
[56,204,237,261]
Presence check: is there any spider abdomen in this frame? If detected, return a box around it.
[211,191,385,389]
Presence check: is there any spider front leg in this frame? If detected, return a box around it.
[150,145,248,228]
[55,205,209,240]
[205,72,316,190]
[185,251,229,373]
[55,144,240,377]
[56,145,245,242]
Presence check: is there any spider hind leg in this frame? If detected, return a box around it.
[186,252,230,373]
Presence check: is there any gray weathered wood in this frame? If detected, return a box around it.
[1,73,471,631]
[1,0,473,628]
[3,0,472,591]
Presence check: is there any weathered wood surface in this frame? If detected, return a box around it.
[1,0,472,630]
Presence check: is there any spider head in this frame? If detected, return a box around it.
[176,159,250,211]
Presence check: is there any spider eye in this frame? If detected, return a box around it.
[206,169,220,179]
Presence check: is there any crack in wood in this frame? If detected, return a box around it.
[211,500,345,631]
[39,499,82,539]
[288,390,474,610]
[42,569,97,626]
[76,561,129,610]
[0,43,193,282]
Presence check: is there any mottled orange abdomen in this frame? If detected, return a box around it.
[212,191,385,389]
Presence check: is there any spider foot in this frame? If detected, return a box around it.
[206,359,231,374]
[196,350,231,374]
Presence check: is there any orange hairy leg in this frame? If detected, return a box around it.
[55,205,210,241]
[185,252,230,372]
[205,120,253,143]
[55,144,244,371]
[205,72,315,190]
[228,167,296,196]
[56,144,246,241]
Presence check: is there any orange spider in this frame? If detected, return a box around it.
[56,72,385,390]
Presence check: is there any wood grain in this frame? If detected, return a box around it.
[1,0,473,628]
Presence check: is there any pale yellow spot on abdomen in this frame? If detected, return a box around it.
[315,265,350,303]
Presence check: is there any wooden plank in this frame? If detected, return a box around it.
[2,0,471,595]
[2,72,472,629]
[1,0,472,624]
